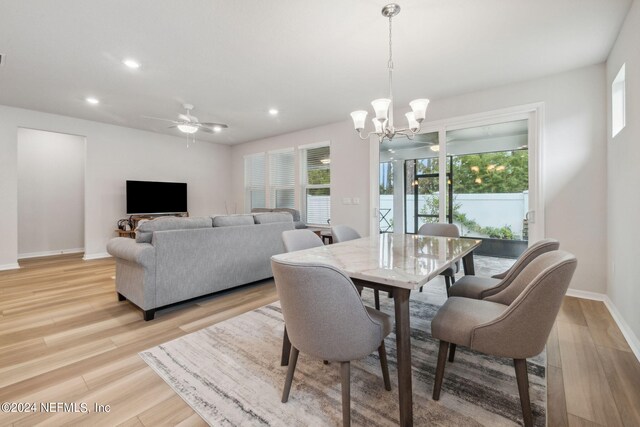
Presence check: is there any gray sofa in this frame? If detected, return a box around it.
[106,212,294,320]
[251,208,307,229]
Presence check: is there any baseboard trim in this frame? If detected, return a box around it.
[82,252,111,261]
[18,248,84,259]
[566,288,606,301]
[0,263,20,271]
[566,288,640,361]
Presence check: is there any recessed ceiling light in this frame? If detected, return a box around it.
[268,108,279,116]
[213,126,222,132]
[86,97,100,105]
[123,59,140,69]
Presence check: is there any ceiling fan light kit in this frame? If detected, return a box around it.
[142,103,228,147]
[350,3,430,143]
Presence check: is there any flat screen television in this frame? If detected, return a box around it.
[126,180,187,215]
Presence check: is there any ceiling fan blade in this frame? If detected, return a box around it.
[141,115,180,124]
[198,127,214,134]
[199,122,229,129]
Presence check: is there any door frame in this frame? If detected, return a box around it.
[369,102,545,243]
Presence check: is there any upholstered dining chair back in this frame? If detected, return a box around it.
[271,259,386,362]
[417,223,460,238]
[486,239,560,288]
[282,229,324,253]
[331,225,361,243]
[473,250,577,359]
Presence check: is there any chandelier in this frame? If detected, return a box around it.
[350,3,429,143]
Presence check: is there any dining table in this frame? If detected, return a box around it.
[272,232,482,427]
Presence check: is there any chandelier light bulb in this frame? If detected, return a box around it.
[371,98,391,122]
[405,112,419,131]
[350,110,368,131]
[409,99,430,122]
[371,119,382,134]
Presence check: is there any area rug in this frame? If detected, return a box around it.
[139,281,546,426]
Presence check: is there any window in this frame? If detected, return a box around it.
[244,153,266,212]
[301,144,330,225]
[269,149,295,209]
[612,63,626,138]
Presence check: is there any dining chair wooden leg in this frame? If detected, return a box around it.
[374,290,381,310]
[341,361,351,427]
[444,276,452,297]
[432,340,449,400]
[448,343,457,362]
[378,341,392,391]
[281,326,291,366]
[514,358,533,427]
[281,346,299,403]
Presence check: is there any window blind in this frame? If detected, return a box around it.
[244,153,266,211]
[302,145,331,225]
[269,149,295,209]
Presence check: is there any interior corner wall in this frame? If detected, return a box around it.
[606,0,640,346]
[231,63,607,295]
[229,121,371,237]
[0,105,233,265]
[18,128,85,257]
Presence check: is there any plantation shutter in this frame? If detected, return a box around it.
[269,149,295,208]
[244,153,266,211]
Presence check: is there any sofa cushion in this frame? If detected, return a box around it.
[212,214,255,227]
[135,217,213,243]
[254,212,293,224]
[272,208,301,222]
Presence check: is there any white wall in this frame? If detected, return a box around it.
[230,121,371,237]
[18,128,85,257]
[606,0,640,348]
[0,105,232,267]
[231,63,607,294]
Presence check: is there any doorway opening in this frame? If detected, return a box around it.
[17,128,86,260]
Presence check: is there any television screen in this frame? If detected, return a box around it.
[126,180,187,215]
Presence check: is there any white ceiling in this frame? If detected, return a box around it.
[0,0,631,144]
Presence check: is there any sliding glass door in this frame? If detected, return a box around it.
[376,114,537,258]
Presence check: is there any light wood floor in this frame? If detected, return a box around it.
[0,254,638,426]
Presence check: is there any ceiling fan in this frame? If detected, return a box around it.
[143,104,228,135]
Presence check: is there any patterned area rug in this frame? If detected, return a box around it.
[140,268,546,426]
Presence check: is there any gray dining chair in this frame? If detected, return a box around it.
[331,225,362,243]
[280,229,326,365]
[272,259,392,427]
[417,223,460,295]
[282,229,324,253]
[431,250,577,427]
[448,238,560,300]
[332,225,384,310]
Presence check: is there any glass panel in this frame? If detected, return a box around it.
[378,132,439,234]
[303,145,330,225]
[306,188,330,225]
[379,162,394,232]
[447,119,529,255]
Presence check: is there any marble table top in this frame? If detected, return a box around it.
[272,233,482,290]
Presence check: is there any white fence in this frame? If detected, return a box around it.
[380,192,528,238]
